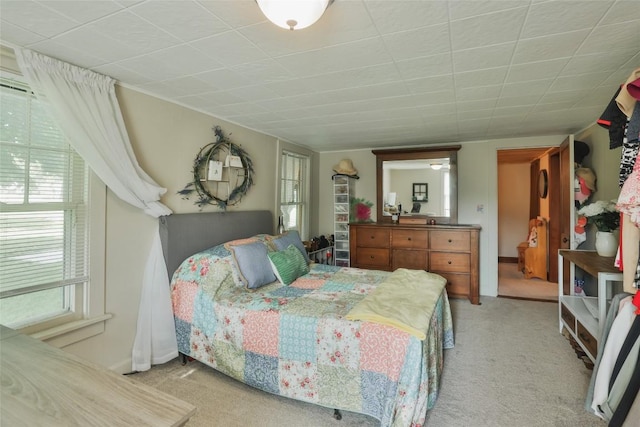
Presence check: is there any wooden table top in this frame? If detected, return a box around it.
[1,325,196,426]
[559,249,622,278]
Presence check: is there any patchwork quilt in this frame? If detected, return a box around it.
[171,242,454,427]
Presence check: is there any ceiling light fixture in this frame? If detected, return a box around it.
[430,164,443,170]
[256,0,332,31]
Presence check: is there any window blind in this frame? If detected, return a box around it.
[0,77,89,299]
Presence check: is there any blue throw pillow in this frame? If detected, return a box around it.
[269,230,310,263]
[228,241,276,289]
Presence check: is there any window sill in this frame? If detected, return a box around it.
[30,313,113,348]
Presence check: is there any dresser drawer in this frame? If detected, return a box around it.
[391,229,428,249]
[577,321,597,358]
[437,272,470,298]
[430,252,470,273]
[356,228,390,248]
[430,230,470,252]
[355,248,390,268]
[392,249,427,271]
[561,303,576,333]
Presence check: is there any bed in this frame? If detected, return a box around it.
[162,211,454,427]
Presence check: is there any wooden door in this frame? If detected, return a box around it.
[548,150,561,283]
[558,136,574,295]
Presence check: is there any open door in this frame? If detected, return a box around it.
[558,136,574,295]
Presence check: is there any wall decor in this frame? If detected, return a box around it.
[178,126,254,210]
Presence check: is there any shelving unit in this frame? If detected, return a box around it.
[558,249,623,362]
[333,175,355,267]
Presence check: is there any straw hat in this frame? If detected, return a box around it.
[333,159,358,176]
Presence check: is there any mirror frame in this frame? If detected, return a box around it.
[372,145,461,224]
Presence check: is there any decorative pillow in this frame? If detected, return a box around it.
[268,244,310,285]
[268,230,310,263]
[227,240,276,289]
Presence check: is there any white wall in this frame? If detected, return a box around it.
[63,86,279,373]
[497,162,531,257]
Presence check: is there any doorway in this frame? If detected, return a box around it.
[497,147,559,302]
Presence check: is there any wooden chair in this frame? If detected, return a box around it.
[518,217,548,280]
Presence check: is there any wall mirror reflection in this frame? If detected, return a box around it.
[372,146,460,224]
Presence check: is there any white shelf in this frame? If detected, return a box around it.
[560,295,599,337]
[333,175,355,267]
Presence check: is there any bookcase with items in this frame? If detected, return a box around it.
[558,250,623,363]
[333,175,355,267]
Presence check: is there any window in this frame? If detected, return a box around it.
[279,151,309,238]
[0,74,98,334]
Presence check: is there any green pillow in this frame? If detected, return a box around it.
[268,244,310,285]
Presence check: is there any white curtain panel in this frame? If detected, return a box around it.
[15,48,177,371]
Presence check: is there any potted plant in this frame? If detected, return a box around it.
[577,199,620,256]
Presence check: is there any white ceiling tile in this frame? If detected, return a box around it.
[1,0,638,151]
[0,0,79,37]
[0,20,46,45]
[93,63,152,85]
[548,72,611,92]
[404,75,455,95]
[196,68,254,91]
[198,1,266,28]
[365,0,449,34]
[89,10,182,55]
[130,1,230,42]
[501,78,553,98]
[512,29,590,64]
[504,58,568,83]
[230,59,294,85]
[40,0,125,23]
[27,39,107,69]
[49,26,139,63]
[395,53,454,80]
[145,45,223,76]
[561,52,632,76]
[189,31,268,67]
[521,1,610,39]
[456,84,502,101]
[577,21,640,55]
[448,0,530,21]
[275,38,393,77]
[450,7,527,51]
[116,55,184,81]
[383,24,451,61]
[453,42,516,73]
[455,67,508,88]
[600,1,640,25]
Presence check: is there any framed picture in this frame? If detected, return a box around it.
[207,160,223,181]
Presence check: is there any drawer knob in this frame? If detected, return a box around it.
[370,255,375,259]
[448,239,452,243]
[407,237,412,241]
[370,236,374,239]
[448,260,452,264]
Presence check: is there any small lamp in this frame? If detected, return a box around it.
[256,0,332,31]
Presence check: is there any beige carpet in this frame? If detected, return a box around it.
[130,298,604,427]
[498,262,558,301]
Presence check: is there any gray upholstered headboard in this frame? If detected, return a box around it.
[159,210,274,279]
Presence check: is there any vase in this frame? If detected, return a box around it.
[595,231,618,257]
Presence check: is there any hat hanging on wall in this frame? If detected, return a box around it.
[333,159,358,176]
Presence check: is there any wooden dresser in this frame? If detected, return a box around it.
[350,223,481,304]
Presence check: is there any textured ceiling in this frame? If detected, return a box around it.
[1,0,639,152]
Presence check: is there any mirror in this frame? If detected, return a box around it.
[372,145,460,224]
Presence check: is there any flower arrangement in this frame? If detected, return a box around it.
[577,199,620,232]
[350,197,373,222]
